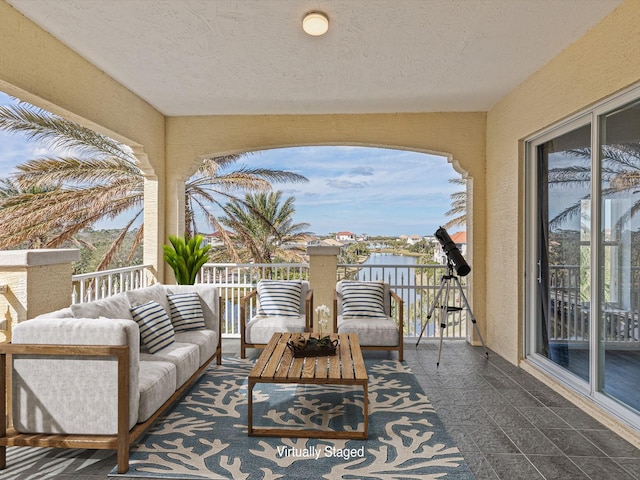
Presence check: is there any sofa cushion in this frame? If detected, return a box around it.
[141,342,199,388]
[131,301,175,353]
[125,283,171,317]
[175,329,218,366]
[246,314,306,344]
[340,281,387,319]
[167,292,206,332]
[70,293,132,320]
[257,280,302,317]
[138,359,177,423]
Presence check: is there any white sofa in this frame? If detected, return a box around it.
[0,283,222,474]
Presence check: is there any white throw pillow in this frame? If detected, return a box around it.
[130,300,175,353]
[341,281,387,319]
[257,280,302,317]
[167,292,206,332]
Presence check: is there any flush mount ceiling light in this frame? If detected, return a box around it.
[302,12,329,36]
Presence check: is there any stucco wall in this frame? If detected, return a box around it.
[0,1,167,276]
[486,0,640,363]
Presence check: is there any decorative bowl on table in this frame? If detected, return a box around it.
[287,334,338,357]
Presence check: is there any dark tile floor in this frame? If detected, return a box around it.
[2,339,640,479]
[405,341,640,480]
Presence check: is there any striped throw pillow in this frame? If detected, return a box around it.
[167,292,206,332]
[130,300,175,353]
[257,280,302,317]
[341,282,387,319]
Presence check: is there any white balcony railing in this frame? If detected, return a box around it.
[71,264,155,304]
[70,262,471,340]
[549,265,640,344]
[196,262,469,339]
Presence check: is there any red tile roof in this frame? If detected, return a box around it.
[449,231,466,243]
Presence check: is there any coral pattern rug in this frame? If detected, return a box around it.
[110,357,473,479]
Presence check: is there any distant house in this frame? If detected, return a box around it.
[406,234,423,245]
[335,231,356,242]
[202,232,228,247]
[433,231,467,264]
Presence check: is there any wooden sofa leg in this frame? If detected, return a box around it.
[117,444,129,474]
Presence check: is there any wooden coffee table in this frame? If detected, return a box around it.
[247,332,368,439]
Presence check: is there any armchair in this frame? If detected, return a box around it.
[334,280,404,361]
[240,280,313,358]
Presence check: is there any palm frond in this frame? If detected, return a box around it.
[0,104,131,161]
[95,212,143,271]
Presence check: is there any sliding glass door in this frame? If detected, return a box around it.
[527,86,640,422]
[598,100,640,412]
[533,123,591,381]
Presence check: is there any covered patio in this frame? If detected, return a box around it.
[1,0,640,478]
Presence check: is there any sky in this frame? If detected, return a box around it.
[0,91,463,237]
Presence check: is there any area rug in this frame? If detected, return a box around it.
[109,357,473,479]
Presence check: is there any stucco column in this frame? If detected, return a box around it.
[0,249,79,342]
[307,245,340,333]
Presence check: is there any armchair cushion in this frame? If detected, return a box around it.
[167,292,206,332]
[256,280,302,317]
[340,281,387,319]
[337,317,399,346]
[246,314,307,344]
[130,300,175,353]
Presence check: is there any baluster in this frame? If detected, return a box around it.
[100,279,107,299]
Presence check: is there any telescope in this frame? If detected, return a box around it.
[435,226,470,276]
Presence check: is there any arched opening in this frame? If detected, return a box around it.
[184,145,472,341]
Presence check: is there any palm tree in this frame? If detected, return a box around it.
[215,191,311,263]
[0,103,308,269]
[443,177,466,229]
[549,144,640,228]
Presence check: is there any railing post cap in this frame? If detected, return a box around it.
[307,245,341,256]
[0,249,79,267]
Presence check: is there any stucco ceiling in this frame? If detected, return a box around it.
[7,0,624,116]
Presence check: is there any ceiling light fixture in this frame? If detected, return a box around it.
[302,12,329,36]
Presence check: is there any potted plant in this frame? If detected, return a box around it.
[163,234,211,285]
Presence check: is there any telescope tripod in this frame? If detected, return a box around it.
[415,261,489,367]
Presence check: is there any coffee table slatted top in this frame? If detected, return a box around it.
[249,332,367,385]
[248,332,369,439]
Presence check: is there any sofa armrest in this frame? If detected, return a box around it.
[9,317,140,435]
